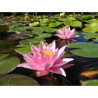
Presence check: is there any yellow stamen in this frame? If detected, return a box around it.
[42,49,53,58]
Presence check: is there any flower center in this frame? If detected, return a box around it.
[42,49,53,58]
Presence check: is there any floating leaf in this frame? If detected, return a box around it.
[63,20,82,27]
[86,19,98,23]
[0,74,39,86]
[0,57,20,74]
[40,19,50,24]
[30,22,40,27]
[37,33,52,38]
[49,22,62,27]
[32,26,56,33]
[83,32,98,41]
[83,22,98,33]
[19,38,45,45]
[0,54,9,60]
[15,45,32,53]
[68,42,98,58]
[81,80,98,86]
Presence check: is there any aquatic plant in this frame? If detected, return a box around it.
[56,27,79,40]
[18,40,73,77]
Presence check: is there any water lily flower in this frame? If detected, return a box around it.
[18,40,73,77]
[56,27,79,39]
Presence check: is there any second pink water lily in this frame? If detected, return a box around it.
[18,40,73,77]
[56,27,79,39]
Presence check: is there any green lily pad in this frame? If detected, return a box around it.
[83,22,98,33]
[86,19,98,23]
[66,17,76,20]
[0,54,9,60]
[68,42,98,58]
[83,32,98,41]
[81,80,98,86]
[0,74,39,86]
[49,22,62,27]
[32,26,56,34]
[40,19,50,24]
[15,45,32,53]
[37,33,52,38]
[63,20,82,27]
[30,22,40,27]
[81,15,92,20]
[19,38,45,45]
[0,57,20,74]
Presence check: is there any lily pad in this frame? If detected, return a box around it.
[63,20,82,27]
[86,19,98,23]
[0,57,20,74]
[37,33,52,38]
[49,22,62,27]
[15,45,32,53]
[68,42,98,58]
[19,38,45,45]
[30,22,40,27]
[83,32,98,41]
[0,54,9,60]
[40,19,50,24]
[0,74,39,86]
[32,26,56,34]
[82,22,98,33]
[81,80,98,86]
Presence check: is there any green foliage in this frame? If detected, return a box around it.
[83,22,98,33]
[83,32,98,41]
[0,74,39,86]
[0,54,9,60]
[49,22,62,27]
[30,22,40,27]
[0,57,20,74]
[81,80,98,86]
[63,17,82,27]
[68,42,98,58]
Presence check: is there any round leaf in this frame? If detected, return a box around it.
[81,80,98,86]
[0,54,9,60]
[0,57,20,74]
[0,74,39,86]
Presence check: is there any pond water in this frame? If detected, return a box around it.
[0,13,98,86]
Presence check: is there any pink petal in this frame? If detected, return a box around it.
[53,58,74,67]
[67,27,70,31]
[48,40,55,52]
[71,28,75,33]
[20,52,34,63]
[30,43,38,57]
[56,46,66,60]
[36,70,49,77]
[39,40,46,52]
[61,64,74,69]
[17,62,33,69]
[49,67,66,76]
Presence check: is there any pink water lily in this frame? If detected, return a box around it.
[56,27,79,39]
[18,40,73,77]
